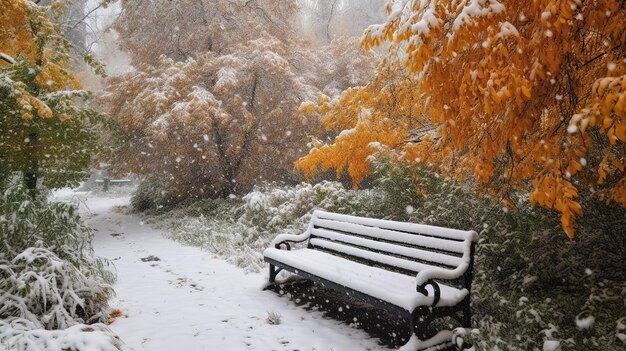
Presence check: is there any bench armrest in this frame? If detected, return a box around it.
[416,280,441,306]
[415,262,470,286]
[415,262,470,306]
[271,232,311,249]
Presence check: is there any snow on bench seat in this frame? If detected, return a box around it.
[263,247,469,311]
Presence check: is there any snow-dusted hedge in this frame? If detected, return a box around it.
[371,161,626,351]
[0,183,119,351]
[369,160,626,350]
[145,181,377,271]
[237,181,375,234]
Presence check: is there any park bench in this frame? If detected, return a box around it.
[263,210,478,350]
[95,178,132,191]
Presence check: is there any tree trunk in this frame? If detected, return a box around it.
[24,132,39,197]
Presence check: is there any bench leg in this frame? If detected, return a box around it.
[411,307,433,341]
[462,300,472,328]
[269,264,277,283]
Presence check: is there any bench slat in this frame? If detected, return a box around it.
[309,238,448,274]
[314,210,478,242]
[311,228,463,268]
[313,218,467,254]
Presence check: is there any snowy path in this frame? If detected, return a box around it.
[75,193,388,351]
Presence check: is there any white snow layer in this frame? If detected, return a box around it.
[543,339,560,351]
[364,0,507,43]
[399,331,454,351]
[0,321,124,351]
[453,0,506,31]
[263,247,469,311]
[575,314,595,330]
[498,21,520,38]
[59,192,391,351]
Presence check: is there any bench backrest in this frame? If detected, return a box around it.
[307,210,478,286]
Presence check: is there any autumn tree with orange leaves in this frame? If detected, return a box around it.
[298,0,625,237]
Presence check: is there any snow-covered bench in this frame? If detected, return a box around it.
[95,178,132,191]
[263,210,478,350]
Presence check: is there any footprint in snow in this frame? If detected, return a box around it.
[140,255,161,262]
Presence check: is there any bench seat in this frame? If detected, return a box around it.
[264,247,469,311]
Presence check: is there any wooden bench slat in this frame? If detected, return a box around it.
[314,210,478,242]
[310,228,463,268]
[313,218,468,254]
[309,238,450,274]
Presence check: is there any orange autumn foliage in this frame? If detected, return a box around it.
[0,0,80,90]
[299,0,626,238]
[0,0,36,63]
[296,59,427,186]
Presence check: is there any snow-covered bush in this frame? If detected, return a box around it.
[0,319,124,351]
[0,183,114,281]
[130,176,174,212]
[462,204,626,351]
[237,181,375,235]
[145,181,377,271]
[0,183,118,350]
[0,247,113,329]
[266,311,282,325]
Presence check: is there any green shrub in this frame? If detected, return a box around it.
[130,176,175,212]
[0,182,106,269]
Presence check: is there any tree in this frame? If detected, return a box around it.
[103,0,378,199]
[103,38,322,198]
[0,0,105,191]
[298,0,625,237]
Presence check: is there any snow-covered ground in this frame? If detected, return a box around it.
[64,191,389,351]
